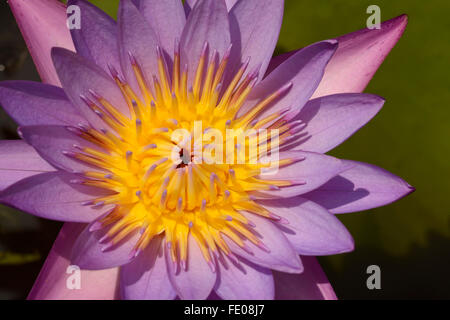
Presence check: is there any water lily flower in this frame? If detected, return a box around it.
[1,0,413,300]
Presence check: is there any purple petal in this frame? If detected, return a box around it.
[274,256,337,300]
[0,171,114,223]
[288,93,384,153]
[28,223,119,300]
[229,0,283,79]
[225,212,303,273]
[254,151,351,198]
[185,0,238,12]
[312,15,408,98]
[51,47,130,129]
[303,160,415,214]
[214,255,274,300]
[0,81,86,126]
[0,140,54,191]
[258,197,354,255]
[266,16,408,98]
[239,40,338,120]
[121,236,176,300]
[138,0,186,59]
[71,223,140,270]
[118,0,160,97]
[166,235,217,300]
[19,125,107,173]
[67,0,120,74]
[180,0,231,85]
[8,0,75,86]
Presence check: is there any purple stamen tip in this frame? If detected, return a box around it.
[94,110,103,117]
[128,51,137,65]
[257,241,271,253]
[161,190,167,203]
[248,220,256,228]
[77,123,90,132]
[62,150,77,158]
[211,49,218,61]
[88,89,101,100]
[241,243,254,255]
[249,63,262,78]
[134,249,142,258]
[88,222,103,232]
[101,242,113,252]
[208,260,216,273]
[180,259,187,271]
[201,41,209,55]
[278,217,290,225]
[79,94,90,104]
[242,56,251,68]
[269,213,282,221]
[249,77,259,88]
[92,201,105,208]
[280,81,293,93]
[174,38,180,54]
[224,44,233,59]
[65,126,81,134]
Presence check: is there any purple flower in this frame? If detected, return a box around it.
[1,0,413,300]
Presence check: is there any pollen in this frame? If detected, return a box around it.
[67,42,296,270]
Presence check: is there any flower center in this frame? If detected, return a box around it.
[70,43,296,269]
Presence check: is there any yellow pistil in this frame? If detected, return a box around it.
[71,43,296,269]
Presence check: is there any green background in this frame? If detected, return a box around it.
[0,0,449,299]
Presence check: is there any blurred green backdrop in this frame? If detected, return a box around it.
[0,0,448,299]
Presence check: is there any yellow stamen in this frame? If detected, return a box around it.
[73,44,294,266]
